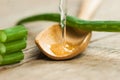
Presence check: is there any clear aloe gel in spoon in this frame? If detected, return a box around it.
[50,0,79,57]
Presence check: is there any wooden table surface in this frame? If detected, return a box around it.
[0,0,120,80]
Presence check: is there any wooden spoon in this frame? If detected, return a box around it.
[35,0,102,60]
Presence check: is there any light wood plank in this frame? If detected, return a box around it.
[0,0,120,80]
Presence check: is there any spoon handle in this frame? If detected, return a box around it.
[78,0,102,19]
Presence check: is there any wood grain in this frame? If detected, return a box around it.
[0,0,120,80]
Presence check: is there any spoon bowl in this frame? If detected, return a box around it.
[35,24,91,60]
